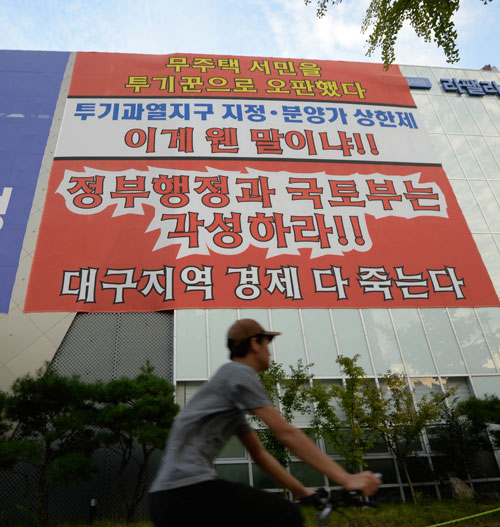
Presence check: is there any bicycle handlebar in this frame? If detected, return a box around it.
[297,473,383,527]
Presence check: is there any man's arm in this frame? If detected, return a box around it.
[238,430,312,498]
[252,405,380,496]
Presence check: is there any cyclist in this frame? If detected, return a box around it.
[149,318,380,527]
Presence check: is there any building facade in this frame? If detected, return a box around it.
[1,52,499,517]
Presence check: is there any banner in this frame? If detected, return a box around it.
[25,53,499,311]
[0,51,68,313]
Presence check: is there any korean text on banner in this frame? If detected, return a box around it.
[24,53,499,312]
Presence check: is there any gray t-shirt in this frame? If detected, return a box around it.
[150,361,271,492]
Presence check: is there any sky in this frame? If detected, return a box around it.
[0,0,499,70]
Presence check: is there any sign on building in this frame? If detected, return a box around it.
[25,53,499,311]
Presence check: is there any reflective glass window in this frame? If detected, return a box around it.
[252,464,280,489]
[430,134,465,179]
[473,234,500,294]
[215,463,250,484]
[468,136,500,180]
[466,98,497,135]
[430,95,461,133]
[176,381,204,408]
[290,402,314,428]
[238,309,271,329]
[449,308,496,373]
[420,308,466,374]
[290,462,325,487]
[448,97,479,135]
[441,377,472,402]
[270,309,306,368]
[176,309,208,379]
[450,180,488,232]
[481,99,500,135]
[471,375,500,397]
[469,450,500,478]
[463,69,487,81]
[364,458,398,484]
[324,439,341,456]
[469,181,500,231]
[363,429,388,454]
[218,436,246,458]
[448,135,483,179]
[208,308,238,374]
[415,66,442,95]
[446,68,467,78]
[410,377,441,403]
[477,70,500,82]
[477,307,500,371]
[485,137,500,168]
[363,309,404,375]
[405,457,434,481]
[413,93,443,133]
[490,181,500,209]
[330,309,373,375]
[432,67,454,83]
[399,65,418,76]
[185,381,204,400]
[301,309,340,377]
[315,380,345,421]
[391,309,436,375]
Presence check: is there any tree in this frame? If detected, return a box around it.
[0,391,8,437]
[429,396,491,481]
[95,363,179,524]
[0,390,36,495]
[308,355,382,473]
[364,373,449,504]
[254,360,314,469]
[0,396,39,514]
[304,0,495,67]
[459,395,500,448]
[2,367,99,527]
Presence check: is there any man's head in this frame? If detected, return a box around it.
[227,319,280,365]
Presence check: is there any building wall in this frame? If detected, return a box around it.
[174,64,500,498]
[0,52,76,392]
[1,57,499,503]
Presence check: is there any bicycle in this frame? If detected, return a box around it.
[297,473,382,527]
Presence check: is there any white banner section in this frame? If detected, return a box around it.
[55,98,439,164]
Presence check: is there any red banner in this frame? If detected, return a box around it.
[25,53,499,311]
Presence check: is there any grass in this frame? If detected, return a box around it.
[301,499,500,527]
[56,522,153,527]
[10,498,500,527]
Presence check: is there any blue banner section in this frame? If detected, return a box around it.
[0,50,69,313]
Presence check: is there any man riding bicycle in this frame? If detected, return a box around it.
[149,318,380,527]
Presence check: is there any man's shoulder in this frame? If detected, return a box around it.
[215,361,256,379]
[208,362,261,392]
[211,361,271,411]
[202,361,245,390]
[216,360,252,374]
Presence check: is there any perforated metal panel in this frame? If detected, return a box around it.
[50,311,174,523]
[51,311,174,382]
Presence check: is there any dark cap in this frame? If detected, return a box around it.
[227,318,281,348]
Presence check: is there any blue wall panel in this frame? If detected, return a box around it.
[0,50,69,312]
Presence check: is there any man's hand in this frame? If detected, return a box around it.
[342,471,381,496]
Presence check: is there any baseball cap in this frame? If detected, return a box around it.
[227,318,281,348]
